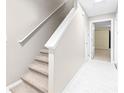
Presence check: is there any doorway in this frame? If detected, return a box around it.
[90,19,114,63]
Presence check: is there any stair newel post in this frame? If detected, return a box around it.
[48,49,55,93]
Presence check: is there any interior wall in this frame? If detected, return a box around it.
[89,13,115,21]
[6,0,74,85]
[54,7,89,93]
[95,28,109,49]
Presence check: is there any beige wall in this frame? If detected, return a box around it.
[95,27,109,49]
[6,0,74,85]
[95,27,110,31]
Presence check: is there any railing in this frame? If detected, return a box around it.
[45,8,77,93]
[45,8,77,49]
[45,5,86,93]
[18,1,66,45]
[45,2,85,49]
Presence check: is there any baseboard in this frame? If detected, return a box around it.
[6,80,22,93]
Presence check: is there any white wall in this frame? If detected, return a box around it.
[89,13,115,21]
[6,0,74,85]
[78,2,89,61]
[53,7,89,93]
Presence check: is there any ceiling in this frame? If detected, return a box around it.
[95,21,111,28]
[79,0,118,17]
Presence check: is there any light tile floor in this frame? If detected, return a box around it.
[63,49,117,93]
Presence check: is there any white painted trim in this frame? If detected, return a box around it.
[78,1,88,16]
[89,18,115,63]
[45,8,77,49]
[114,15,118,64]
[77,2,85,15]
[6,80,22,93]
[18,1,66,45]
[48,49,55,93]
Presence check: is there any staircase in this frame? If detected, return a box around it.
[10,48,49,93]
[9,6,84,93]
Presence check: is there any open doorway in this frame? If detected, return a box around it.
[90,19,113,63]
[94,21,111,62]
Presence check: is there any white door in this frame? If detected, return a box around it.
[91,23,95,59]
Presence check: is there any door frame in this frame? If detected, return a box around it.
[91,23,95,59]
[89,18,114,63]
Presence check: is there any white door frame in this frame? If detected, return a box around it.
[91,23,95,59]
[89,18,114,63]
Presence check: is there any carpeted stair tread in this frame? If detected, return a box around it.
[10,82,40,93]
[40,48,48,54]
[21,71,48,93]
[29,62,48,76]
[35,55,48,63]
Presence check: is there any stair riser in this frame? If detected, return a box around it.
[35,59,48,64]
[40,51,48,54]
[40,49,48,54]
[40,53,48,57]
[29,68,48,77]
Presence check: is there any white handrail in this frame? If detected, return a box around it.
[18,1,66,45]
[45,8,77,49]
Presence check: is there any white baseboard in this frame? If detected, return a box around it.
[6,80,22,93]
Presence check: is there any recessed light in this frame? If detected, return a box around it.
[95,0,104,3]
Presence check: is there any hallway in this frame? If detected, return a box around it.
[63,58,117,93]
[94,49,111,62]
[6,0,118,93]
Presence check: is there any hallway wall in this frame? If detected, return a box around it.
[53,7,89,93]
[95,28,109,49]
[6,0,74,85]
[89,13,115,21]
